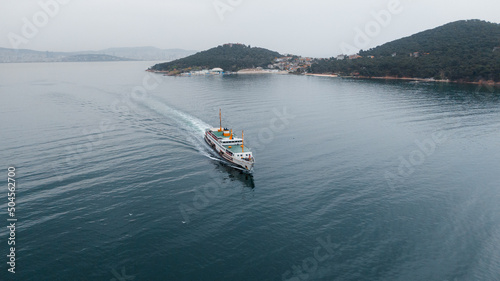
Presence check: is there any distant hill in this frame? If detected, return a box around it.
[311,20,500,82]
[86,47,196,61]
[0,47,67,63]
[0,46,196,63]
[150,43,282,73]
[60,54,134,62]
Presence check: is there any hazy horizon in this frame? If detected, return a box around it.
[2,0,500,57]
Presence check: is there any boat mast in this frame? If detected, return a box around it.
[241,130,244,153]
[219,109,222,132]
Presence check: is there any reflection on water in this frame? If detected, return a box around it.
[213,160,255,189]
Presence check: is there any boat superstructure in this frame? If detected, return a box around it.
[204,110,255,171]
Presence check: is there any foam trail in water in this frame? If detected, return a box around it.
[140,97,211,133]
[132,97,248,171]
[132,96,222,160]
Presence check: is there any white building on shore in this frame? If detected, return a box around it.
[210,68,224,74]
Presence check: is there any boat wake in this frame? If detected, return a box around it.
[134,97,210,149]
[131,96,248,171]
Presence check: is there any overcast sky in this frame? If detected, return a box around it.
[1,0,499,57]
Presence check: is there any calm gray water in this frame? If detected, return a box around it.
[1,61,499,281]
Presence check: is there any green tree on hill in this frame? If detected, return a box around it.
[151,44,281,73]
[311,20,500,82]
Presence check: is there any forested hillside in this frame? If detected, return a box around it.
[311,20,500,82]
[151,44,281,73]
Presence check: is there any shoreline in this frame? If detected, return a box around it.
[146,68,290,76]
[146,68,499,86]
[236,69,289,75]
[305,73,339,78]
[355,76,450,83]
[354,75,500,86]
[309,74,500,86]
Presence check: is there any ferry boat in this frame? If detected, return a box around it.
[205,110,255,171]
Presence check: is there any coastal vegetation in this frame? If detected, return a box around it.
[147,20,500,83]
[150,43,281,74]
[310,20,500,82]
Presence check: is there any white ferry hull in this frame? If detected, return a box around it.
[204,132,254,171]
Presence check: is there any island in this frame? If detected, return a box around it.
[310,20,500,84]
[148,20,500,85]
[148,43,318,76]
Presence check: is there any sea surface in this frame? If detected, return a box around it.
[1,61,499,281]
